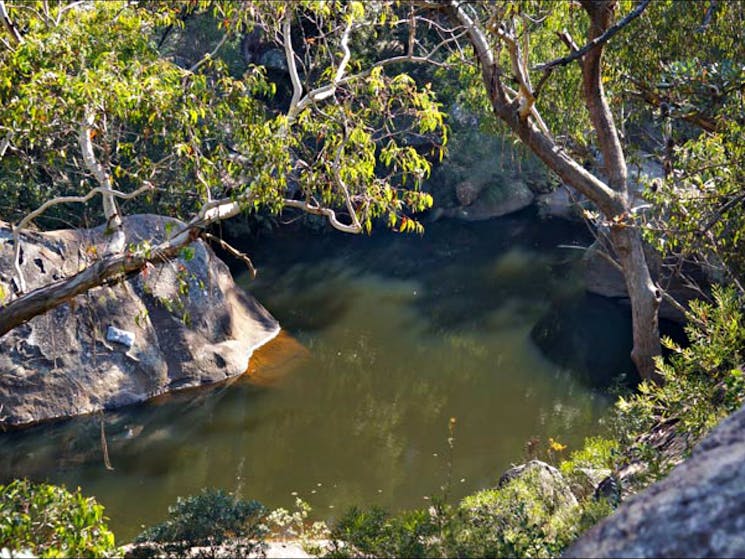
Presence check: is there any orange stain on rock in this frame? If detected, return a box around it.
[243,330,310,386]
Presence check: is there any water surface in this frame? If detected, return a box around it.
[0,210,626,542]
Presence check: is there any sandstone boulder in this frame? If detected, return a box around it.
[498,459,579,509]
[0,214,280,428]
[565,403,745,558]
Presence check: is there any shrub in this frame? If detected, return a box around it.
[326,506,437,558]
[0,479,115,558]
[134,489,268,557]
[325,466,612,558]
[610,286,745,485]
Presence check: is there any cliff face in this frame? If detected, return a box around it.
[565,403,745,558]
[0,214,280,428]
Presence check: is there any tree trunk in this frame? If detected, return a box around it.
[444,0,663,381]
[612,226,662,382]
[580,0,661,380]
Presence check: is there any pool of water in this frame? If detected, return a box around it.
[0,209,627,542]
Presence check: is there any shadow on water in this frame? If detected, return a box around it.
[1,208,639,542]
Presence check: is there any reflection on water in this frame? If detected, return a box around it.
[0,210,624,542]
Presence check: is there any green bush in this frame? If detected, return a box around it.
[610,286,745,485]
[325,467,613,558]
[326,506,438,558]
[0,479,115,558]
[134,489,268,557]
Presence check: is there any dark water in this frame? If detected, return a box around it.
[0,210,632,542]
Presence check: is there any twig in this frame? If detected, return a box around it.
[202,232,257,279]
[188,31,230,73]
[100,414,114,471]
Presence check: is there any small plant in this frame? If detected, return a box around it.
[0,479,115,558]
[266,498,329,555]
[134,489,268,558]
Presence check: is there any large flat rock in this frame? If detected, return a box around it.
[0,214,280,428]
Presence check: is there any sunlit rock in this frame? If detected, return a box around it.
[0,215,280,428]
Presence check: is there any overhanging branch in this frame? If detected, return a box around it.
[534,0,651,72]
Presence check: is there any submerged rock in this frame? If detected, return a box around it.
[0,214,280,428]
[565,403,745,558]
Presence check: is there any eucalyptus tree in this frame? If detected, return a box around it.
[419,0,663,380]
[0,0,446,336]
[433,0,745,381]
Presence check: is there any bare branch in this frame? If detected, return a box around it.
[79,110,125,255]
[203,232,257,279]
[16,184,154,233]
[10,183,153,294]
[0,0,23,44]
[284,8,304,121]
[188,31,230,73]
[0,34,14,52]
[294,17,353,115]
[55,0,87,25]
[282,199,362,234]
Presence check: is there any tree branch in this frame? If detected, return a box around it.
[534,0,651,72]
[10,183,153,294]
[202,232,257,279]
[79,110,125,255]
[188,31,230,73]
[443,0,623,218]
[282,199,362,234]
[284,8,304,121]
[580,0,628,193]
[0,0,23,45]
[55,0,87,25]
[294,17,353,115]
[0,190,255,336]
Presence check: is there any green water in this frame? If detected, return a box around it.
[0,210,629,542]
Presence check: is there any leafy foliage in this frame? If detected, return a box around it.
[607,286,745,487]
[325,466,612,558]
[643,122,745,289]
[0,479,115,558]
[0,1,446,238]
[134,489,268,557]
